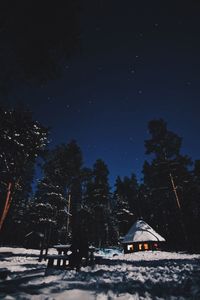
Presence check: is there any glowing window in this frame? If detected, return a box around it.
[139,244,142,250]
[144,243,149,250]
[127,244,134,251]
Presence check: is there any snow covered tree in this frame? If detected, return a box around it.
[30,178,69,245]
[0,107,48,237]
[77,167,94,241]
[83,159,111,247]
[113,175,138,240]
[32,140,83,244]
[123,174,139,215]
[2,160,35,244]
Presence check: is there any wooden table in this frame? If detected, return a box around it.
[46,244,72,268]
[53,244,71,255]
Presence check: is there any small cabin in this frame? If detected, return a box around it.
[121,220,165,253]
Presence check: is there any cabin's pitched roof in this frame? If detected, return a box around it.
[121,220,166,243]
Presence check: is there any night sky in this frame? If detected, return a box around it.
[7,1,200,186]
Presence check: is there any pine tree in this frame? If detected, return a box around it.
[113,175,138,239]
[142,119,192,248]
[0,107,48,238]
[31,140,83,244]
[83,159,111,247]
[32,178,68,245]
[2,160,35,244]
[181,160,200,251]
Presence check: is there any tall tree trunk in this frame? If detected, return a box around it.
[169,173,188,246]
[0,182,12,232]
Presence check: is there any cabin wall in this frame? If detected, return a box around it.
[123,242,162,253]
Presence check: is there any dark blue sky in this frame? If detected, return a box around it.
[8,1,200,186]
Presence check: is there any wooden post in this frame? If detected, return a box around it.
[169,173,181,209]
[67,194,71,235]
[0,182,12,232]
[39,227,47,262]
[169,172,188,244]
[44,223,52,259]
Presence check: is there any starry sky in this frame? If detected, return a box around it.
[7,1,200,186]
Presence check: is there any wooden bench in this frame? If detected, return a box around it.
[46,254,70,268]
[46,246,96,269]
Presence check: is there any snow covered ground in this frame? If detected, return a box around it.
[0,247,200,299]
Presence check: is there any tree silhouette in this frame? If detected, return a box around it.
[0,0,80,93]
[143,119,192,249]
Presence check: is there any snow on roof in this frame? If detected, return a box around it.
[122,219,166,243]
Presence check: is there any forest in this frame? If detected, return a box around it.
[0,105,200,253]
